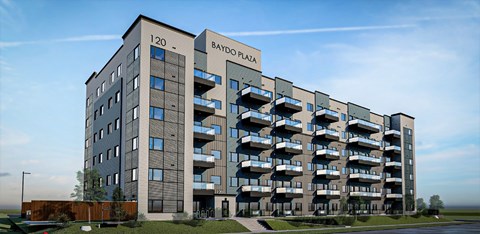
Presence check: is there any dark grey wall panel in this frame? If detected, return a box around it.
[315,91,330,109]
[275,77,293,97]
[194,50,207,71]
[384,115,391,129]
[348,102,370,121]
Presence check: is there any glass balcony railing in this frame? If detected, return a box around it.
[350,191,381,198]
[276,187,303,194]
[193,182,214,190]
[315,128,339,136]
[349,155,381,164]
[385,145,402,151]
[349,173,381,181]
[241,110,272,122]
[193,153,215,163]
[386,177,403,183]
[316,149,340,156]
[275,97,302,106]
[315,109,339,117]
[316,169,340,176]
[241,87,272,99]
[348,137,382,147]
[241,135,272,145]
[276,142,302,150]
[348,119,382,131]
[316,190,340,196]
[276,164,303,172]
[275,119,302,128]
[241,185,271,193]
[385,161,402,167]
[194,97,215,108]
[193,125,215,135]
[385,129,401,136]
[386,193,403,199]
[241,160,272,169]
[194,69,220,82]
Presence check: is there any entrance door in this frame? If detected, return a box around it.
[222,200,229,217]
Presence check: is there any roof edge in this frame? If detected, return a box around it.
[391,112,415,119]
[122,15,196,40]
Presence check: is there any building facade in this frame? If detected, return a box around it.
[84,15,416,220]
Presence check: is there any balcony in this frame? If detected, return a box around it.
[386,193,403,200]
[385,145,402,154]
[194,69,218,91]
[193,182,215,196]
[240,87,272,104]
[315,169,340,180]
[193,125,215,142]
[240,110,272,127]
[349,173,381,183]
[274,142,303,155]
[315,109,339,122]
[348,155,381,166]
[315,149,340,160]
[349,191,382,200]
[385,161,402,170]
[315,189,340,199]
[193,153,215,169]
[275,164,303,176]
[240,185,271,197]
[347,137,381,150]
[386,177,403,186]
[239,160,272,174]
[273,119,302,134]
[313,129,339,141]
[384,129,401,139]
[240,136,272,150]
[194,97,215,116]
[347,119,382,133]
[274,97,302,113]
[274,187,303,198]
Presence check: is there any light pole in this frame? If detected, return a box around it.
[21,171,31,206]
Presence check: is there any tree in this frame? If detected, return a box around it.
[339,197,348,214]
[70,170,84,201]
[111,187,127,221]
[416,198,427,211]
[84,169,106,201]
[405,194,415,211]
[429,195,445,210]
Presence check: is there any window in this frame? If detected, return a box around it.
[150,76,165,90]
[99,129,104,139]
[134,46,139,60]
[114,173,119,184]
[117,64,122,77]
[342,131,346,139]
[107,123,112,134]
[342,149,346,157]
[148,200,163,213]
[149,137,164,151]
[341,113,346,121]
[150,46,165,60]
[408,129,412,136]
[133,76,139,90]
[86,98,90,107]
[211,124,221,134]
[93,156,96,166]
[132,137,138,150]
[211,176,221,185]
[230,128,238,138]
[409,159,413,165]
[212,99,221,109]
[93,133,97,143]
[99,153,103,163]
[99,177,103,187]
[308,183,313,191]
[212,150,221,159]
[107,149,112,160]
[133,106,138,120]
[100,105,104,115]
[149,168,163,181]
[342,167,346,174]
[230,79,239,90]
[94,110,97,120]
[342,186,346,193]
[132,168,138,181]
[410,174,413,180]
[96,87,100,97]
[106,175,111,186]
[230,152,238,162]
[150,107,164,120]
[115,91,121,103]
[84,160,89,169]
[115,145,120,157]
[296,182,302,188]
[307,163,313,171]
[307,143,313,151]
[408,144,412,150]
[230,177,238,187]
[85,139,89,148]
[110,72,115,83]
[307,103,313,112]
[230,103,238,114]
[101,82,105,93]
[214,75,222,84]
[108,97,113,109]
[307,123,313,131]
[115,118,120,130]
[410,189,414,195]
[177,201,184,213]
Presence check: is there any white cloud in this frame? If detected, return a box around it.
[0,34,121,48]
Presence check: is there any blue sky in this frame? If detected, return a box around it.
[0,0,479,209]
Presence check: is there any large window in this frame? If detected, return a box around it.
[132,137,138,150]
[211,176,221,185]
[211,124,221,134]
[114,173,119,184]
[133,76,139,90]
[115,91,121,103]
[148,200,163,213]
[307,123,313,131]
[115,118,120,130]
[230,128,238,138]
[211,150,221,159]
[150,76,165,90]
[212,99,221,109]
[230,103,238,114]
[149,137,164,151]
[341,113,346,121]
[230,79,239,90]
[150,46,165,61]
[134,46,139,60]
[117,64,122,77]
[307,103,313,112]
[133,106,138,120]
[115,145,120,157]
[150,107,164,120]
[132,168,137,181]
[148,168,163,181]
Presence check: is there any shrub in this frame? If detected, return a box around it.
[357,215,370,222]
[334,215,355,226]
[48,213,71,228]
[123,212,148,228]
[412,212,422,218]
[390,215,402,220]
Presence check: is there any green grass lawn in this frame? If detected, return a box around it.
[441,208,480,221]
[265,219,329,230]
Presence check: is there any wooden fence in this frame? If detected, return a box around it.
[22,200,137,221]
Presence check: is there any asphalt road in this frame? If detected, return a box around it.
[342,223,480,233]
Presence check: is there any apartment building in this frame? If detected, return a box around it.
[84,15,416,220]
